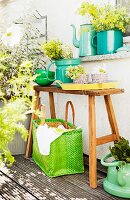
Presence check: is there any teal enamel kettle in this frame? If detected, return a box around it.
[71,24,97,57]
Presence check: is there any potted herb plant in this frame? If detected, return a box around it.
[77,3,130,54]
[41,39,81,86]
[101,137,130,198]
[66,65,89,84]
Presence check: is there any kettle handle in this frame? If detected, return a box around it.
[46,61,56,81]
[91,35,97,48]
[101,153,121,167]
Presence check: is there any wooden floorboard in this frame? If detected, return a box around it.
[0,194,6,200]
[0,171,37,200]
[0,155,127,200]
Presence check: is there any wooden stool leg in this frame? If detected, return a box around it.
[49,92,56,118]
[25,90,40,158]
[104,95,119,141]
[88,95,97,188]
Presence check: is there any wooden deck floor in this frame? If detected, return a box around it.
[0,155,126,200]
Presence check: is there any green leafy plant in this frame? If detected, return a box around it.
[66,65,87,80]
[0,59,35,167]
[0,98,30,166]
[109,137,130,163]
[0,20,39,166]
[41,39,73,60]
[77,3,130,32]
[0,17,46,99]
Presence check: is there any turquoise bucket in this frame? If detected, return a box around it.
[95,30,123,55]
[47,58,81,87]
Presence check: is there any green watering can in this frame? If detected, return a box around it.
[47,58,81,87]
[101,153,130,198]
[34,69,55,86]
[71,24,97,57]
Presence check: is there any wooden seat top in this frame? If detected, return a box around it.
[34,85,124,96]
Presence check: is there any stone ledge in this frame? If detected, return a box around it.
[81,52,130,62]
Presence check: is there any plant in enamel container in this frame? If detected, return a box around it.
[41,39,81,86]
[66,65,89,84]
[101,137,130,198]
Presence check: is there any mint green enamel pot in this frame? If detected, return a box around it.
[47,58,81,87]
[96,30,123,55]
[71,24,97,56]
[101,153,130,198]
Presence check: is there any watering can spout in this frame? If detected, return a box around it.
[71,24,80,48]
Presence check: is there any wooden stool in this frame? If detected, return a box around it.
[25,85,124,188]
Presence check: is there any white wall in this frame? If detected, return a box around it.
[1,0,128,158]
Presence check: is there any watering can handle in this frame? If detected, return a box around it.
[46,61,56,81]
[101,153,121,167]
[91,35,97,48]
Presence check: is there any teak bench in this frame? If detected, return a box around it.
[26,85,124,189]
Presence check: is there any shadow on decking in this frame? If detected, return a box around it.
[0,155,125,200]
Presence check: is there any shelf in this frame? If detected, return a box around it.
[81,52,130,62]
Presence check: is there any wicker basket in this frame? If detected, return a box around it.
[73,74,89,84]
[91,73,108,83]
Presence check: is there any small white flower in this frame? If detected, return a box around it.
[1,25,23,47]
[92,63,107,74]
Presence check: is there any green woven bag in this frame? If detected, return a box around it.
[32,101,84,177]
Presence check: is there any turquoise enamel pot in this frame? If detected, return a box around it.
[94,30,123,55]
[47,58,81,87]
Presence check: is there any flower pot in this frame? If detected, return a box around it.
[8,114,31,155]
[91,73,108,83]
[101,153,130,198]
[47,58,81,87]
[95,30,123,55]
[34,69,55,86]
[73,74,89,84]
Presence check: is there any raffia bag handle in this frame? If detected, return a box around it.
[64,101,75,129]
[39,104,46,126]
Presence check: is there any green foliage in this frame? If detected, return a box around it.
[0,98,30,166]
[41,39,73,60]
[77,2,98,18]
[66,65,87,79]
[0,59,34,166]
[109,137,130,163]
[77,3,130,32]
[0,18,40,166]
[0,17,46,99]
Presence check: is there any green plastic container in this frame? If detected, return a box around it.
[32,118,84,177]
[95,30,123,55]
[34,69,55,86]
[47,58,81,87]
